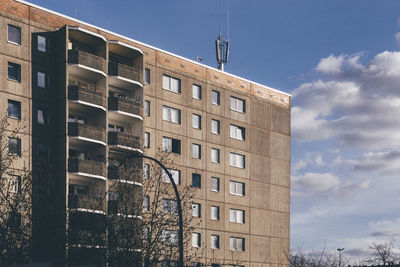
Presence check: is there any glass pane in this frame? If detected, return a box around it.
[8,25,21,44]
[230,182,235,194]
[37,72,46,88]
[171,109,180,123]
[230,238,235,250]
[162,75,170,90]
[230,209,235,222]
[171,78,180,93]
[162,106,170,121]
[37,110,45,124]
[38,35,46,52]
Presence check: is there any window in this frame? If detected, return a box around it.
[69,184,89,196]
[230,153,245,168]
[162,230,178,245]
[8,175,21,193]
[108,124,124,132]
[37,144,49,160]
[192,144,201,159]
[8,100,21,120]
[192,84,201,99]
[144,163,150,179]
[162,169,181,185]
[37,71,47,88]
[192,233,201,247]
[212,90,220,105]
[230,125,246,141]
[162,137,181,154]
[109,191,119,201]
[211,206,219,220]
[144,195,150,211]
[192,203,201,217]
[192,114,201,129]
[37,108,49,125]
[162,75,181,93]
[68,115,86,124]
[37,35,47,52]
[8,137,21,156]
[230,237,245,251]
[162,106,181,124]
[144,132,150,148]
[211,177,220,192]
[211,235,220,249]
[7,24,21,45]
[211,119,220,134]
[144,100,150,116]
[162,198,177,214]
[8,62,21,82]
[230,209,245,224]
[230,96,245,113]
[230,181,245,196]
[192,173,201,188]
[211,148,220,163]
[145,68,150,84]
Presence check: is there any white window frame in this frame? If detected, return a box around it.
[211,148,220,163]
[162,106,181,124]
[162,230,178,245]
[192,84,201,100]
[8,175,21,193]
[192,232,201,247]
[145,68,150,84]
[230,209,245,224]
[162,198,177,214]
[230,152,245,169]
[211,234,220,249]
[229,237,245,251]
[211,119,220,134]
[162,74,181,93]
[192,143,201,159]
[211,90,220,105]
[7,24,21,45]
[230,96,245,113]
[144,163,150,179]
[211,206,219,220]
[162,169,181,185]
[144,132,150,148]
[230,124,245,141]
[211,177,220,192]
[144,195,150,211]
[192,114,201,129]
[230,181,245,196]
[192,203,201,217]
[144,100,150,116]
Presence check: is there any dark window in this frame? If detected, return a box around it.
[145,68,150,84]
[162,137,181,154]
[7,24,21,45]
[37,108,49,125]
[8,62,21,82]
[192,173,201,188]
[8,100,21,119]
[8,137,21,156]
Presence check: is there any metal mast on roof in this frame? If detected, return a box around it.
[216,0,230,71]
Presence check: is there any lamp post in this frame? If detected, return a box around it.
[337,248,345,267]
[130,153,184,267]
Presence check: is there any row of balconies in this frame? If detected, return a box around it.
[68,50,142,83]
[68,85,143,117]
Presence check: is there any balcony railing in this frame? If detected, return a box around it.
[68,158,106,178]
[68,122,106,144]
[69,230,106,247]
[108,96,143,117]
[108,62,142,83]
[108,165,142,183]
[108,132,141,151]
[69,195,105,212]
[108,200,141,216]
[68,50,106,73]
[68,85,106,109]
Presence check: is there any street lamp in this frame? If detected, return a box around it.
[129,153,184,267]
[337,248,345,267]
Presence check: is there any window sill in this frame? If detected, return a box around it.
[7,40,21,46]
[162,88,181,95]
[7,78,21,83]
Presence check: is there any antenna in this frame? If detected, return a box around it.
[215,0,230,71]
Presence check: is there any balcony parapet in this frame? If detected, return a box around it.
[68,158,106,179]
[108,95,143,119]
[69,195,106,213]
[108,132,141,151]
[108,165,142,184]
[69,230,106,247]
[68,85,106,110]
[108,62,142,84]
[108,200,141,217]
[68,50,106,74]
[68,122,106,145]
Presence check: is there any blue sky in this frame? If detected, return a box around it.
[27,0,400,259]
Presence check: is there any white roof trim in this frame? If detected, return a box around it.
[68,26,106,42]
[15,0,291,97]
[109,40,143,55]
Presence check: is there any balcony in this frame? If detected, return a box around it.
[108,95,143,120]
[108,200,141,217]
[69,230,106,247]
[108,132,141,152]
[68,122,106,146]
[68,158,106,179]
[68,50,107,79]
[69,195,105,213]
[68,85,106,111]
[108,165,142,184]
[109,62,142,84]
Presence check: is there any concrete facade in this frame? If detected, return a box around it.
[0,0,291,266]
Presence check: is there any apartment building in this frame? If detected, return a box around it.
[0,0,291,266]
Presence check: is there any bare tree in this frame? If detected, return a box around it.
[365,240,399,265]
[0,115,32,265]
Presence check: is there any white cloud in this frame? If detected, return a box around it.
[315,155,324,166]
[316,54,345,74]
[292,160,307,172]
[293,172,340,193]
[353,150,400,173]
